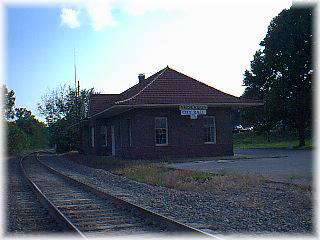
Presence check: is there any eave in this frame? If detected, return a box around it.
[88,101,264,119]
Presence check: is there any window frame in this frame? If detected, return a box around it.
[155,117,168,146]
[204,116,216,144]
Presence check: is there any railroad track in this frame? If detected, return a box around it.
[20,152,212,238]
[7,155,65,233]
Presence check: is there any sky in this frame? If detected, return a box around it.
[5,0,292,120]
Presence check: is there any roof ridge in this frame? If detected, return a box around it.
[117,67,168,99]
[115,66,169,104]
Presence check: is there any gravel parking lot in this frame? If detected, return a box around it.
[169,149,313,185]
[40,153,313,235]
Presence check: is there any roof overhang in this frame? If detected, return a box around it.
[89,105,133,119]
[118,102,264,108]
[88,101,263,119]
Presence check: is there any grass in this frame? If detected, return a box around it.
[114,163,267,191]
[233,131,313,150]
[61,152,311,193]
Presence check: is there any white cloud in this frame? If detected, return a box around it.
[84,0,117,31]
[59,0,196,31]
[71,0,290,32]
[57,0,293,98]
[120,0,175,16]
[60,7,80,29]
[80,0,292,97]
[120,0,202,16]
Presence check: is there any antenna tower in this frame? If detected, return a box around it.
[73,48,77,92]
[73,48,81,97]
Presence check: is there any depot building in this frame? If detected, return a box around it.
[79,66,262,159]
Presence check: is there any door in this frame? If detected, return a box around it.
[111,125,115,156]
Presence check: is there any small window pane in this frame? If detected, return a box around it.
[156,129,167,144]
[205,126,215,142]
[155,117,167,128]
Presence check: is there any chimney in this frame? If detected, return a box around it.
[138,73,145,83]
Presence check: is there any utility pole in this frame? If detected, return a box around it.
[77,80,80,97]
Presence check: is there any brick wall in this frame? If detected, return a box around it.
[82,106,234,159]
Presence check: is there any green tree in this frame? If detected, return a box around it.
[15,107,47,148]
[242,5,313,146]
[7,121,30,154]
[38,85,93,152]
[3,85,48,154]
[2,85,16,120]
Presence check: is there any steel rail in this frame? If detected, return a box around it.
[34,152,216,237]
[20,153,86,238]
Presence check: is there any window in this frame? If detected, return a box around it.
[91,126,95,147]
[100,126,107,146]
[204,116,216,143]
[127,119,132,147]
[155,117,168,145]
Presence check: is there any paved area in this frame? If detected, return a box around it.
[169,148,313,185]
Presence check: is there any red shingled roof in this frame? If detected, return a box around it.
[89,66,262,117]
[89,94,119,116]
[117,67,165,101]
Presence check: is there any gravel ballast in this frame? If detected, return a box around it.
[6,156,65,233]
[39,154,313,234]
